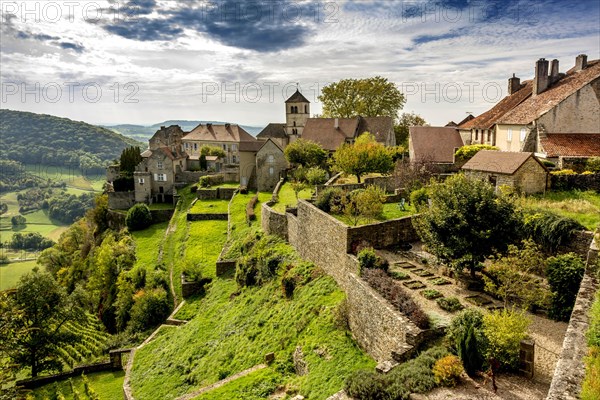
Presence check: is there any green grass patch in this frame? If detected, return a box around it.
[29,370,125,400]
[190,199,229,214]
[186,220,228,278]
[518,190,600,230]
[272,183,313,213]
[148,203,175,210]
[193,367,281,400]
[0,260,38,290]
[131,222,169,271]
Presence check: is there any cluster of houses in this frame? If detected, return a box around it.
[107,54,599,207]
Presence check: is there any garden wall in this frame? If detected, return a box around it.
[347,216,419,250]
[16,361,114,389]
[261,201,288,240]
[551,173,600,191]
[547,236,599,400]
[197,187,237,200]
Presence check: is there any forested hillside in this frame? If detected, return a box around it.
[0,109,141,173]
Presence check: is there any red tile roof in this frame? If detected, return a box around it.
[540,134,600,157]
[409,126,464,163]
[462,151,545,175]
[183,124,256,143]
[302,118,360,151]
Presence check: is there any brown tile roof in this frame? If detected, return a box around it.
[285,89,310,103]
[239,140,265,152]
[409,126,464,163]
[540,134,600,157]
[257,123,287,139]
[500,60,600,124]
[141,149,152,158]
[462,150,544,175]
[302,117,360,151]
[460,80,533,130]
[183,124,256,143]
[357,116,394,145]
[158,146,186,160]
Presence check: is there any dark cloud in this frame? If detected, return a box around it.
[98,0,316,52]
[59,42,86,53]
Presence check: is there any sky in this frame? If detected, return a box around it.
[1,0,599,128]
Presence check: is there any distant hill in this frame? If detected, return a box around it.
[0,109,142,173]
[103,120,263,141]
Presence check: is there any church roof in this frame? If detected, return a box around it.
[285,89,310,103]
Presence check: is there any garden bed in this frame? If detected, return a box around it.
[403,280,427,290]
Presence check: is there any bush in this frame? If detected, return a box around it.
[344,370,388,400]
[199,174,224,188]
[522,211,585,252]
[436,297,463,312]
[357,247,377,272]
[447,309,487,375]
[433,355,464,387]
[234,234,295,287]
[483,308,530,370]
[127,288,171,333]
[113,176,134,192]
[421,289,442,300]
[586,157,600,173]
[362,269,429,329]
[11,215,26,226]
[551,169,577,175]
[182,262,203,283]
[126,203,152,231]
[542,160,556,168]
[305,167,328,185]
[546,253,585,321]
[314,187,345,213]
[410,187,429,210]
[454,144,499,161]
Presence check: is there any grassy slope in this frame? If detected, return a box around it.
[518,190,600,230]
[272,183,313,213]
[190,199,230,214]
[30,371,125,400]
[130,192,374,399]
[0,260,37,290]
[131,222,169,271]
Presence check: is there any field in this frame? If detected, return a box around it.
[518,190,600,230]
[30,371,125,400]
[24,164,105,192]
[272,183,313,212]
[0,260,38,290]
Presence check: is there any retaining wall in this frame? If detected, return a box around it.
[261,201,288,240]
[551,173,600,191]
[108,191,136,209]
[17,362,113,389]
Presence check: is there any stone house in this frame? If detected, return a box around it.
[135,144,187,204]
[459,55,600,166]
[462,150,548,194]
[239,139,287,191]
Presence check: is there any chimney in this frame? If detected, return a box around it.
[508,73,521,95]
[225,123,230,128]
[160,126,166,129]
[334,118,339,129]
[533,58,549,96]
[575,54,588,71]
[207,123,212,128]
[549,59,559,84]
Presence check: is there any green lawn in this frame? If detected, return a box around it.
[0,260,38,290]
[272,183,313,213]
[190,199,229,214]
[131,222,169,271]
[186,220,228,278]
[333,202,417,226]
[228,191,272,239]
[30,370,125,400]
[518,190,600,230]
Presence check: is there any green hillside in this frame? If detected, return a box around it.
[0,109,141,173]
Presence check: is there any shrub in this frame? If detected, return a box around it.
[447,309,487,375]
[522,211,585,252]
[182,262,203,283]
[199,174,224,188]
[11,215,26,226]
[546,253,585,321]
[126,203,152,231]
[344,370,387,400]
[358,247,377,272]
[234,235,295,287]
[314,187,345,213]
[410,187,429,210]
[305,167,328,185]
[483,308,530,370]
[436,297,463,312]
[390,271,410,280]
[586,157,600,173]
[113,176,134,192]
[421,289,442,300]
[433,355,464,387]
[551,169,577,175]
[542,160,556,168]
[454,144,499,161]
[127,288,171,333]
[362,269,429,329]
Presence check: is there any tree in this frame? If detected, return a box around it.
[447,309,487,376]
[395,112,427,147]
[126,203,152,231]
[305,167,328,185]
[284,139,327,167]
[119,146,142,176]
[318,76,405,119]
[483,308,530,370]
[332,133,394,183]
[546,253,585,321]
[413,174,520,278]
[11,215,26,226]
[0,270,85,377]
[200,145,226,159]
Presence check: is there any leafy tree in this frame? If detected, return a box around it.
[454,144,499,161]
[119,146,142,176]
[8,232,54,251]
[413,174,520,278]
[546,253,585,321]
[305,167,328,185]
[0,270,85,377]
[200,145,226,159]
[126,203,152,231]
[332,133,394,183]
[127,288,171,333]
[483,240,551,309]
[447,309,487,375]
[395,112,427,147]
[284,139,327,167]
[0,202,7,215]
[11,215,26,226]
[318,76,406,120]
[483,308,530,370]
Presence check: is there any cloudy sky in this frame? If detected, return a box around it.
[1,0,599,128]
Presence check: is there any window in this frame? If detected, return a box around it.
[223,144,227,150]
[507,128,513,141]
[475,130,479,141]
[304,105,308,113]
[138,178,145,184]
[194,143,198,151]
[269,166,274,176]
[487,130,491,142]
[185,143,189,149]
[520,128,527,142]
[156,174,166,182]
[232,144,237,152]
[232,155,237,163]
[267,154,274,163]
[293,121,296,127]
[157,161,163,169]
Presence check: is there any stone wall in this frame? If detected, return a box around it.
[197,187,237,200]
[364,176,396,192]
[107,210,127,230]
[108,191,136,209]
[176,170,206,184]
[551,173,600,191]
[17,361,114,389]
[347,216,419,251]
[261,201,288,240]
[547,236,599,400]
